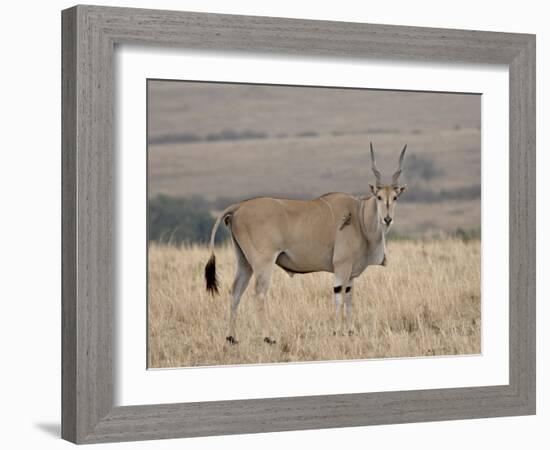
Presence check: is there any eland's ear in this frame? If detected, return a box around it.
[369,184,377,195]
[396,185,407,197]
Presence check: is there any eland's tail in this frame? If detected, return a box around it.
[204,203,241,295]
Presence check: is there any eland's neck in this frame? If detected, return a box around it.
[360,196,385,246]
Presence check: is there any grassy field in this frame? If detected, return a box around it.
[148,238,481,368]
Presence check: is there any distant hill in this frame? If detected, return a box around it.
[148,80,480,141]
[147,80,481,236]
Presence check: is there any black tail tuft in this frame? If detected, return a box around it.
[205,253,219,295]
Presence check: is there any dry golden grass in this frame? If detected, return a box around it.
[148,238,480,368]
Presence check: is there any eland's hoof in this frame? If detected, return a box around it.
[226,336,238,345]
[263,337,276,345]
[348,329,355,337]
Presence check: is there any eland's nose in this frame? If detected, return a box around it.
[384,216,393,225]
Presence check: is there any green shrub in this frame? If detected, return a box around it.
[148,195,229,245]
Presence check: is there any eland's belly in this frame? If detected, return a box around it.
[275,245,334,274]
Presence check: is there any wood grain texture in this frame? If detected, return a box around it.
[62,5,114,442]
[61,4,536,444]
[508,36,536,409]
[61,7,77,443]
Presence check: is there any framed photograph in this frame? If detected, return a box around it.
[62,5,536,444]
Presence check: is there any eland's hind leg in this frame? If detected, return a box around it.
[253,262,276,344]
[229,224,278,344]
[226,240,252,344]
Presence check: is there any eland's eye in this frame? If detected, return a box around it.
[393,196,397,201]
[377,196,382,201]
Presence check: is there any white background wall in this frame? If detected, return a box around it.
[0,0,546,448]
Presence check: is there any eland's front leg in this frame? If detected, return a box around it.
[344,279,354,336]
[333,285,343,333]
[332,265,352,335]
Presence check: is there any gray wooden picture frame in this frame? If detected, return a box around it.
[61,5,536,444]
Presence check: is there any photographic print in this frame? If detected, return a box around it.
[147,80,481,368]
